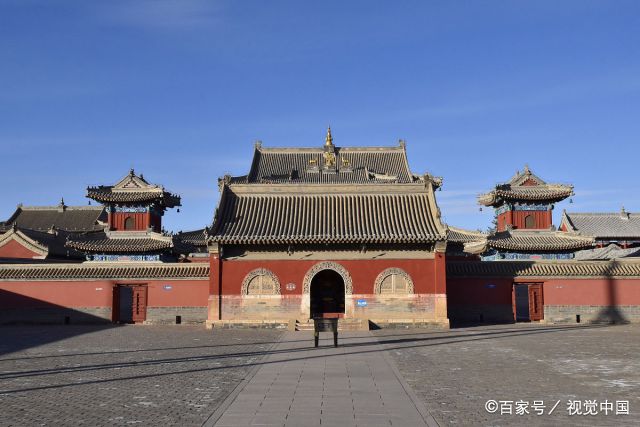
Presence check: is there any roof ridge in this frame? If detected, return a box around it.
[566,212,638,216]
[257,145,404,152]
[18,205,105,211]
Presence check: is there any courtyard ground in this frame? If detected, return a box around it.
[0,324,638,426]
[375,323,640,426]
[0,325,282,426]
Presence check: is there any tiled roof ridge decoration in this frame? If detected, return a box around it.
[463,228,595,254]
[447,260,640,278]
[0,263,209,280]
[478,165,574,206]
[86,169,181,207]
[560,209,640,239]
[11,205,105,211]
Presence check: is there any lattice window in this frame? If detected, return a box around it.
[242,268,281,296]
[374,268,414,295]
[379,274,410,294]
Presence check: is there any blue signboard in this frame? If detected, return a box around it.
[356,299,367,307]
[163,284,173,291]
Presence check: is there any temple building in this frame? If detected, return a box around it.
[206,128,449,328]
[467,166,594,260]
[66,170,182,262]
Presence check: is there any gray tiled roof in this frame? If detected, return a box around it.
[446,226,486,243]
[231,143,427,185]
[2,205,106,232]
[174,229,208,246]
[562,211,640,239]
[573,244,640,261]
[66,231,173,253]
[211,188,446,244]
[0,263,209,280]
[19,228,85,258]
[87,170,181,207]
[173,229,208,254]
[478,166,573,206]
[447,259,640,278]
[0,227,85,260]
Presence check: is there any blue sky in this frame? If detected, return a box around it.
[1,1,639,232]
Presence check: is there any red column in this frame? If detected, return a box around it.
[207,243,222,327]
[434,248,447,294]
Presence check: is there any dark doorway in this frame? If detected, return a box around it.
[513,283,544,322]
[113,285,147,324]
[514,284,530,321]
[310,270,345,318]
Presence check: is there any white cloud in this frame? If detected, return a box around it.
[96,0,224,31]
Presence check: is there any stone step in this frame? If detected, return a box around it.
[295,319,369,332]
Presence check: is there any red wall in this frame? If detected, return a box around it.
[218,258,440,295]
[447,277,513,305]
[0,239,43,259]
[543,278,640,305]
[447,276,640,307]
[109,212,160,231]
[497,210,552,231]
[0,279,208,309]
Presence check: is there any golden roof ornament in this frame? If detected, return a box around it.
[325,126,333,147]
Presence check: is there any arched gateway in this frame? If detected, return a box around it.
[303,261,353,318]
[310,270,345,318]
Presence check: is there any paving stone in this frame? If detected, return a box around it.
[0,325,281,426]
[213,332,434,426]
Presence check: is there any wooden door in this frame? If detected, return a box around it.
[528,284,544,321]
[131,285,147,323]
[112,286,120,323]
[511,285,516,322]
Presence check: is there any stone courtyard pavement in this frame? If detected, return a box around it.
[0,325,282,426]
[1,324,639,426]
[375,323,640,426]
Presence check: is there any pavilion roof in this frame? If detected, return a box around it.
[65,230,173,253]
[86,169,181,207]
[464,228,595,254]
[478,165,573,206]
